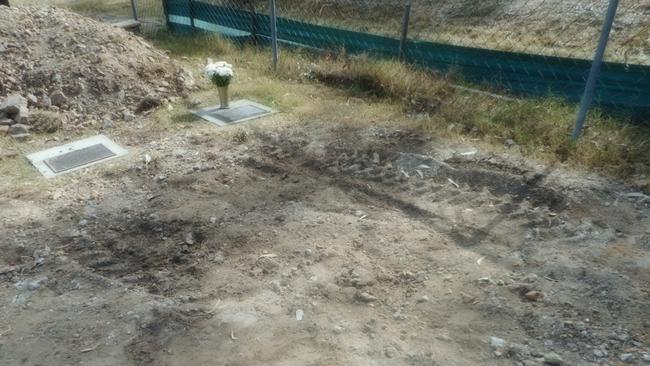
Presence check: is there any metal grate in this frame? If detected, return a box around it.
[44,144,117,173]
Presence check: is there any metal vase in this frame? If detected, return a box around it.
[218,86,229,109]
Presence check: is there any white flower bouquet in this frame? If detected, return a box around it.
[204,61,234,87]
[204,60,234,108]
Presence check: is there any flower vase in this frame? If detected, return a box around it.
[218,86,229,109]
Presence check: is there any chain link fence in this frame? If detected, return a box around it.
[126,0,649,121]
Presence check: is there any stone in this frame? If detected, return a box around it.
[592,349,608,358]
[136,94,162,113]
[384,346,398,358]
[295,309,304,321]
[0,94,27,115]
[505,139,516,147]
[8,123,30,135]
[0,125,8,134]
[29,111,62,133]
[355,291,378,303]
[11,133,31,141]
[507,343,530,357]
[525,290,544,302]
[619,353,634,363]
[122,110,136,121]
[641,353,650,362]
[26,93,38,105]
[489,336,507,350]
[0,117,12,126]
[50,90,68,107]
[543,352,563,365]
[14,277,46,291]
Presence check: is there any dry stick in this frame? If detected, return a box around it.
[80,343,101,353]
[450,84,519,102]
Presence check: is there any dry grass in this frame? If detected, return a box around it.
[148,32,649,190]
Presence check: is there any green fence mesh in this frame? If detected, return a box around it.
[137,0,649,120]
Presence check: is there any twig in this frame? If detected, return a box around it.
[207,299,222,314]
[451,84,519,102]
[230,329,238,340]
[258,254,278,259]
[80,343,100,353]
[0,326,11,336]
[447,178,460,189]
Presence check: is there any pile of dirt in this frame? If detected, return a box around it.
[0,6,195,135]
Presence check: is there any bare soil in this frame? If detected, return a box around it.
[1,117,649,365]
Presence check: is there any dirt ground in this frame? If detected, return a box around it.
[2,6,650,366]
[2,111,650,365]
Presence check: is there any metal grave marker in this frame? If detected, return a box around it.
[26,134,128,178]
[192,99,275,126]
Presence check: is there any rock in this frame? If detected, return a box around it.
[0,94,27,115]
[478,277,492,285]
[122,110,136,121]
[355,291,378,303]
[641,353,650,362]
[0,117,13,125]
[505,139,516,147]
[619,353,634,363]
[26,93,38,105]
[384,346,398,358]
[50,90,68,107]
[12,293,29,306]
[212,251,224,264]
[417,295,430,303]
[29,111,63,133]
[489,336,507,350]
[372,152,380,164]
[8,123,30,135]
[14,277,46,291]
[11,133,31,141]
[543,352,563,365]
[295,309,304,321]
[592,349,608,358]
[41,95,52,107]
[0,125,8,134]
[525,290,544,302]
[507,343,530,358]
[136,94,162,113]
[332,324,343,334]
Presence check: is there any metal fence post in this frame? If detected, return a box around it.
[398,1,411,61]
[270,0,278,71]
[246,0,260,45]
[129,0,138,20]
[571,0,620,140]
[161,0,169,29]
[189,0,196,33]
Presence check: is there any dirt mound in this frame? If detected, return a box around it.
[0,6,195,133]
